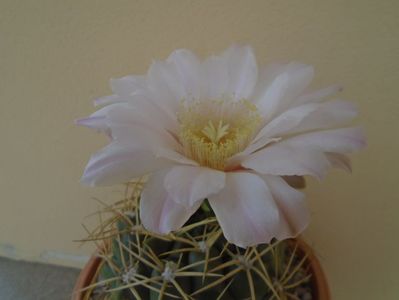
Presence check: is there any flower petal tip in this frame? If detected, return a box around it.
[74,118,87,126]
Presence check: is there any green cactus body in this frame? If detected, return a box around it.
[83,184,313,300]
[188,248,226,299]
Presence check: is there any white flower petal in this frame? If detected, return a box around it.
[167,49,201,99]
[295,84,343,105]
[208,172,280,248]
[108,99,178,136]
[75,103,127,131]
[253,103,320,142]
[278,63,314,104]
[254,73,288,119]
[226,137,280,169]
[254,100,358,141]
[242,143,331,179]
[81,143,172,186]
[94,94,122,107]
[254,63,314,120]
[285,101,358,134]
[164,166,225,207]
[128,93,179,133]
[75,115,108,131]
[154,148,199,166]
[200,55,229,100]
[110,75,147,96]
[147,60,185,115]
[325,153,352,172]
[106,104,181,151]
[221,45,258,100]
[254,63,286,89]
[243,127,365,179]
[111,124,181,154]
[282,127,367,154]
[140,170,201,234]
[263,175,309,239]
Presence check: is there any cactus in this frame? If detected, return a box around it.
[79,181,313,300]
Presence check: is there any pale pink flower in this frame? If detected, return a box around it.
[78,45,366,248]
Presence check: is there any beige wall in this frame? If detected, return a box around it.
[1,0,398,298]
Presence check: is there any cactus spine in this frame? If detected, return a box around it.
[80,182,313,300]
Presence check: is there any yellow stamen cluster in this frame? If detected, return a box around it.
[178,99,261,170]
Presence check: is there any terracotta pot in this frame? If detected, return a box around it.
[294,239,330,300]
[72,239,330,300]
[72,253,102,300]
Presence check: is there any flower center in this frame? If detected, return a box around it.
[178,99,261,170]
